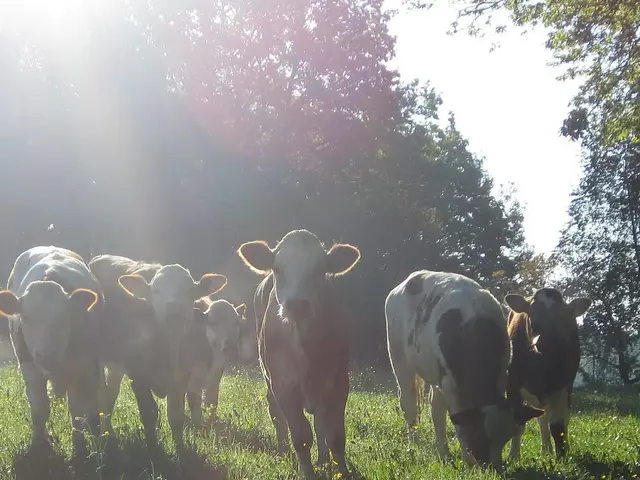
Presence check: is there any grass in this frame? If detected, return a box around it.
[0,364,638,480]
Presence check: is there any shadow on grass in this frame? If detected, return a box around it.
[13,442,74,480]
[572,387,640,416]
[506,452,640,480]
[12,435,228,480]
[210,417,279,455]
[105,435,228,480]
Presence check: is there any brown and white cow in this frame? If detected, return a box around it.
[237,229,361,478]
[504,288,591,459]
[0,246,104,456]
[385,270,543,469]
[88,254,173,448]
[182,297,248,427]
[115,261,227,450]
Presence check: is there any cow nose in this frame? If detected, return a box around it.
[284,299,312,318]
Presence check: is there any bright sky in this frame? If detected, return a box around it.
[387,2,584,255]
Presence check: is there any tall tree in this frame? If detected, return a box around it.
[556,124,640,385]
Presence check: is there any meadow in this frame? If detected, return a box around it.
[0,364,638,480]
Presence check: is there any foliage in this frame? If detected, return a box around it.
[556,121,640,385]
[0,0,532,366]
[0,364,638,479]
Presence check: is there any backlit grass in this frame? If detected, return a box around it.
[0,364,638,479]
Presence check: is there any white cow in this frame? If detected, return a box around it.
[117,263,227,450]
[385,270,542,469]
[183,297,248,427]
[0,246,104,456]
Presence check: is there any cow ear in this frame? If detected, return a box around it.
[193,307,207,326]
[326,244,361,276]
[193,274,227,300]
[118,274,151,300]
[0,290,21,316]
[234,303,247,318]
[513,404,545,425]
[568,297,592,318]
[237,241,274,275]
[69,288,99,312]
[505,294,530,314]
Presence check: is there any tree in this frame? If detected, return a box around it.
[0,0,532,368]
[556,123,640,385]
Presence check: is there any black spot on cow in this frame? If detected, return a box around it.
[420,294,442,325]
[437,309,507,408]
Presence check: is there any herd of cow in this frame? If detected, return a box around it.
[0,229,592,478]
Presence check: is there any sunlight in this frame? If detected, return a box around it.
[0,0,91,42]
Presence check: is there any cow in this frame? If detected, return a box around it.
[237,229,361,478]
[115,261,227,450]
[181,297,248,428]
[504,288,591,459]
[384,270,544,470]
[0,246,104,456]
[88,254,174,448]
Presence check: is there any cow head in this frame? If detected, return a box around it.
[238,229,360,323]
[118,265,227,335]
[505,288,592,335]
[0,281,98,378]
[118,265,227,371]
[194,299,248,363]
[452,399,544,469]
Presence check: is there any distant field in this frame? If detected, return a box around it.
[0,364,638,480]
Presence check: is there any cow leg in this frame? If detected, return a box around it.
[508,423,526,460]
[313,413,329,467]
[548,388,570,458]
[203,365,224,425]
[187,390,203,428]
[429,386,452,461]
[537,410,553,455]
[103,364,125,415]
[267,388,289,455]
[67,376,101,459]
[21,362,50,449]
[131,381,159,448]
[167,386,186,452]
[389,352,419,441]
[320,375,349,476]
[276,391,314,478]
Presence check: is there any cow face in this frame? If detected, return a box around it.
[238,229,360,322]
[505,288,592,334]
[0,281,98,378]
[195,300,247,362]
[118,265,227,336]
[454,401,543,468]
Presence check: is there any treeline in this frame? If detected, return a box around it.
[0,0,555,367]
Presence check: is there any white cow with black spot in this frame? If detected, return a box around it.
[385,270,543,469]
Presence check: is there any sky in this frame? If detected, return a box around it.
[387,2,584,255]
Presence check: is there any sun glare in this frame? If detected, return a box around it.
[1,0,91,42]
